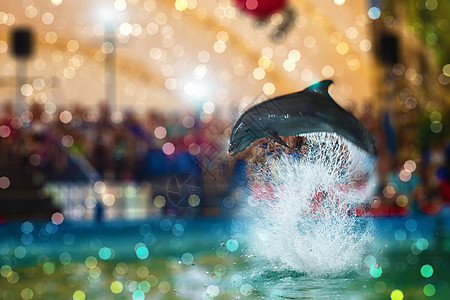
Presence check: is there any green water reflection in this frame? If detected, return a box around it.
[1,213,450,299]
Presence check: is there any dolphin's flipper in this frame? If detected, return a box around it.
[264,130,291,149]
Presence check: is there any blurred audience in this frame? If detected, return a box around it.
[0,99,449,216]
[0,101,228,193]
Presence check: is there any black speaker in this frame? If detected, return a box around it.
[11,28,34,58]
[378,34,398,65]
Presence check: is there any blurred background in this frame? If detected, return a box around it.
[0,0,449,299]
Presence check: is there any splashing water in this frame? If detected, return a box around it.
[245,132,376,276]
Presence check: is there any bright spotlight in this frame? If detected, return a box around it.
[99,8,115,22]
[95,4,118,29]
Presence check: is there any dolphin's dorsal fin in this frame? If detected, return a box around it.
[304,80,333,96]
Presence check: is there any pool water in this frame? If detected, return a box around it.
[1,209,450,299]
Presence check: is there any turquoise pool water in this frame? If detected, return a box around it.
[1,209,450,299]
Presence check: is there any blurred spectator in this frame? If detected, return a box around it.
[1,99,449,217]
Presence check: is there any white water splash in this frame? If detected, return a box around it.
[245,133,376,276]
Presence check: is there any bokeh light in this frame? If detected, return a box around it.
[51,212,64,225]
[154,195,166,208]
[188,194,200,207]
[423,284,436,296]
[0,176,11,189]
[420,264,434,278]
[334,0,346,6]
[162,142,175,155]
[226,239,239,252]
[73,290,86,300]
[0,1,449,299]
[370,265,382,278]
[110,281,124,294]
[135,243,149,259]
[181,252,194,265]
[368,7,381,20]
[390,289,404,300]
[158,281,171,293]
[98,247,112,260]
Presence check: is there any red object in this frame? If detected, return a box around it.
[389,205,410,216]
[0,214,6,225]
[367,205,410,217]
[441,179,450,203]
[420,202,443,215]
[251,183,276,202]
[233,0,287,18]
[368,205,391,217]
[249,182,419,218]
[250,182,371,217]
[353,206,369,217]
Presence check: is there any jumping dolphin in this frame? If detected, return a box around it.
[228,80,375,156]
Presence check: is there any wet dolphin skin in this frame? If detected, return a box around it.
[228,80,375,156]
